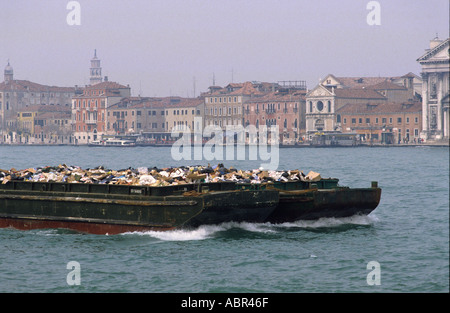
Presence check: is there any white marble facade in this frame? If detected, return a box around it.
[417,37,450,141]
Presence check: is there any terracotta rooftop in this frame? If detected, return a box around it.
[73,81,130,98]
[331,76,392,88]
[324,73,417,89]
[110,96,203,110]
[84,81,129,90]
[0,80,75,93]
[207,81,272,97]
[18,104,72,113]
[400,72,418,78]
[368,80,407,90]
[337,101,421,114]
[163,97,204,108]
[36,111,72,119]
[332,88,387,99]
[247,90,306,103]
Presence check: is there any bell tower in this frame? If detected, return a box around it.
[4,60,13,83]
[89,49,102,85]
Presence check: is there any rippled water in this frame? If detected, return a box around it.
[0,145,448,293]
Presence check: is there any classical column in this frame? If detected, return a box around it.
[420,72,429,138]
[436,72,443,136]
[443,108,448,138]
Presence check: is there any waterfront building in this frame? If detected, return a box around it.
[107,96,204,143]
[305,84,386,137]
[203,81,276,130]
[337,100,422,144]
[163,97,204,134]
[244,85,306,144]
[108,97,166,134]
[0,61,75,142]
[305,73,421,138]
[72,81,131,144]
[320,73,420,100]
[417,36,450,141]
[13,105,72,144]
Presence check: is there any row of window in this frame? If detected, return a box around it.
[110,109,200,117]
[170,109,199,116]
[249,102,298,111]
[111,121,198,131]
[76,112,105,122]
[1,92,71,99]
[206,106,241,116]
[2,101,70,111]
[16,119,69,128]
[74,99,106,108]
[207,96,241,104]
[77,125,104,132]
[342,116,419,125]
[206,119,243,127]
[83,90,104,97]
[206,118,299,129]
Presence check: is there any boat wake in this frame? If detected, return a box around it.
[122,214,379,241]
[274,213,379,229]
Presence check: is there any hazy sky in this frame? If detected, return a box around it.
[1,0,448,96]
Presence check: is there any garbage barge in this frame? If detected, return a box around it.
[0,181,279,234]
[0,165,381,234]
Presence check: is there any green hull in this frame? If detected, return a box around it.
[265,187,381,223]
[264,179,381,223]
[0,178,381,234]
[0,181,278,234]
[235,179,381,223]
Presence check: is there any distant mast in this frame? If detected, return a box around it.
[90,49,102,85]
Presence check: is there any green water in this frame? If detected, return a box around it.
[0,146,448,293]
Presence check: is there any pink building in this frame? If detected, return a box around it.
[244,88,306,144]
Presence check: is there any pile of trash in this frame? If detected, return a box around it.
[0,164,321,186]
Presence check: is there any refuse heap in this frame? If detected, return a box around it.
[0,164,322,186]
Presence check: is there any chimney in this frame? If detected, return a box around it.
[104,76,108,82]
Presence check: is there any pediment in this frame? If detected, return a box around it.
[432,47,450,59]
[320,74,341,86]
[417,38,449,62]
[306,85,334,98]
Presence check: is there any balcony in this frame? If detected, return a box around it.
[265,109,276,114]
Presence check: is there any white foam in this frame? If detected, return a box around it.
[35,229,59,236]
[234,221,277,234]
[124,224,225,241]
[272,214,379,229]
[121,214,378,241]
[122,221,276,241]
